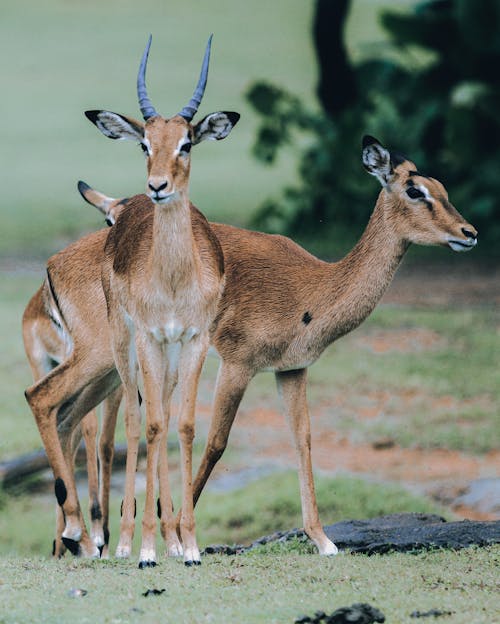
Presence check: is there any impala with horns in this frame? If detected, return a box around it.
[25,132,476,560]
[26,35,239,566]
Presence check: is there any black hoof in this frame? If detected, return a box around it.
[184,560,201,567]
[62,537,81,557]
[138,560,157,569]
[98,545,104,557]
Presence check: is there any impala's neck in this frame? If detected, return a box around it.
[149,191,199,288]
[324,191,409,339]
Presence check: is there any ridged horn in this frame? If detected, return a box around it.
[137,34,158,121]
[178,34,212,121]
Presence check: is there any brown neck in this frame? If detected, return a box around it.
[322,191,409,339]
[149,192,199,288]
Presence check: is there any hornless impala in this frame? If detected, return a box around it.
[25,36,239,566]
[25,132,477,559]
[22,204,125,558]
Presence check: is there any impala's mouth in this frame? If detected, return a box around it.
[447,237,477,252]
[149,190,176,205]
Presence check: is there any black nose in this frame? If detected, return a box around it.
[461,227,477,239]
[148,181,168,193]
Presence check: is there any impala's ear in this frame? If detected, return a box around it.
[362,135,394,187]
[192,111,240,145]
[85,110,145,141]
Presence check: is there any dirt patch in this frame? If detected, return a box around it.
[356,328,445,354]
[223,403,500,522]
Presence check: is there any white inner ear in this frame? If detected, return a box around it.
[97,112,143,141]
[363,144,392,186]
[193,113,233,144]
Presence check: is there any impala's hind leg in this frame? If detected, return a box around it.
[275,368,338,556]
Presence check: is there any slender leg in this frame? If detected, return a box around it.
[158,410,183,557]
[79,410,103,549]
[111,319,141,560]
[176,338,208,566]
[98,386,122,558]
[137,334,174,568]
[25,356,101,558]
[190,362,252,508]
[275,368,338,556]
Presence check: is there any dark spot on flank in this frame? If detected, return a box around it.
[54,477,67,507]
[90,501,102,522]
[61,537,81,556]
[157,498,162,519]
[302,311,312,325]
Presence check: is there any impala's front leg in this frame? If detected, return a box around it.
[158,408,183,558]
[79,410,104,550]
[190,362,252,507]
[136,335,174,568]
[275,368,338,556]
[111,316,141,560]
[177,337,208,566]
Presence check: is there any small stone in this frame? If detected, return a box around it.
[67,588,87,598]
[142,588,166,597]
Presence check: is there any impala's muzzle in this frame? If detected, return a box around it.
[447,225,478,252]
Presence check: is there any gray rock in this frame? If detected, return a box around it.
[203,513,500,556]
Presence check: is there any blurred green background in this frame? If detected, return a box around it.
[0,0,316,258]
[1,0,429,260]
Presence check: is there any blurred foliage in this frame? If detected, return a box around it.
[247,0,500,245]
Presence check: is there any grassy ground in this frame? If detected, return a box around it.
[0,470,447,558]
[0,546,498,624]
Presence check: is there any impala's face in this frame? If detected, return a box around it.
[362,137,478,251]
[389,160,477,251]
[141,116,193,204]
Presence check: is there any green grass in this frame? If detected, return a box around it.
[0,471,446,558]
[0,547,498,624]
[306,305,500,454]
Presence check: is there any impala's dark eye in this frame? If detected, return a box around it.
[180,142,192,154]
[140,142,149,156]
[406,186,425,199]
